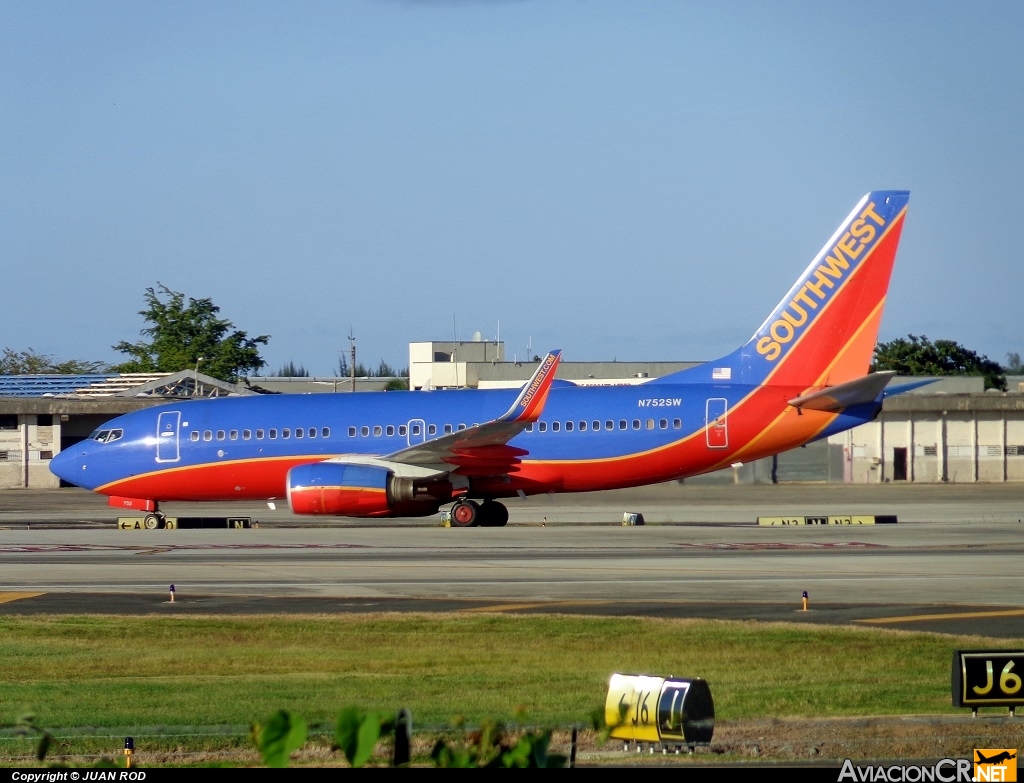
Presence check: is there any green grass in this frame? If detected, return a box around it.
[2,613,1018,735]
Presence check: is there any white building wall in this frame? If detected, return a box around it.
[0,414,60,489]
[834,405,1024,484]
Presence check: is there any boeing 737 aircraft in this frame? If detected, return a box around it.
[51,190,910,527]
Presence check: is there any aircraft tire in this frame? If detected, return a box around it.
[479,501,509,527]
[450,500,479,527]
[144,513,163,530]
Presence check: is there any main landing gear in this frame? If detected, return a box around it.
[449,499,509,528]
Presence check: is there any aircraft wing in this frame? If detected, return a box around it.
[788,371,894,413]
[384,350,562,475]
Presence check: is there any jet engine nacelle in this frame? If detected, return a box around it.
[286,462,448,517]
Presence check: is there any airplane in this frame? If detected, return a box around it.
[51,190,911,528]
[976,751,1016,765]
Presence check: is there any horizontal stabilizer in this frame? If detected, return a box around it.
[788,372,894,413]
[883,378,938,397]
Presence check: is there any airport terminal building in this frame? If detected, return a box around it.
[2,341,1023,489]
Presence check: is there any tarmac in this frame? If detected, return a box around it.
[1,483,1023,638]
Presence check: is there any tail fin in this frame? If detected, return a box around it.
[653,190,909,388]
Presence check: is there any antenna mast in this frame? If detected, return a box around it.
[347,329,356,392]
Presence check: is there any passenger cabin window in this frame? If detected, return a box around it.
[190,431,199,441]
[373,426,382,437]
[361,426,369,437]
[204,431,212,441]
[256,429,265,439]
[243,429,252,440]
[230,430,238,440]
[579,421,587,431]
[632,420,641,430]
[457,424,466,431]
[552,422,560,432]
[428,424,436,435]
[348,426,356,437]
[444,424,453,434]
[308,428,316,438]
[673,419,682,429]
[386,425,395,436]
[269,429,278,439]
[322,427,330,438]
[411,424,421,436]
[398,425,407,436]
[526,423,534,432]
[216,430,226,440]
[659,419,667,429]
[539,422,547,432]
[283,428,291,439]
[295,428,303,439]
[593,421,601,431]
[619,420,627,430]
[646,419,655,430]
[565,421,573,432]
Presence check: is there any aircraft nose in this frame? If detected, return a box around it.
[49,445,85,485]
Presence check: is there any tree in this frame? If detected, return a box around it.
[112,284,269,382]
[1,347,107,375]
[1006,352,1024,374]
[277,361,310,377]
[872,334,1006,391]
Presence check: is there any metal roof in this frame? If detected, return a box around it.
[0,371,251,398]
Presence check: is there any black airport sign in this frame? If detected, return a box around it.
[952,650,1024,709]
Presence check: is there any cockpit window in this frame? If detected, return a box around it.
[90,429,123,444]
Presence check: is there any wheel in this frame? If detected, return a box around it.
[144,513,162,530]
[450,500,479,527]
[479,501,509,527]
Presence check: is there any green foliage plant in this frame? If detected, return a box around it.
[1,347,107,375]
[334,706,392,767]
[252,709,307,768]
[872,333,1006,390]
[112,283,269,382]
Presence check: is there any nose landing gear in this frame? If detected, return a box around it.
[143,512,167,529]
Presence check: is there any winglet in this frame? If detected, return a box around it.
[498,350,562,423]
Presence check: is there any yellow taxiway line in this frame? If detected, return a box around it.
[0,592,44,604]
[462,600,608,613]
[857,608,1024,625]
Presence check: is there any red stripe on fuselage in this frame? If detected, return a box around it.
[97,455,322,501]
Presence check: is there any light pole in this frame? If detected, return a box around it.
[194,357,204,397]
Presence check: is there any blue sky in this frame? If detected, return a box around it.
[3,1,1022,375]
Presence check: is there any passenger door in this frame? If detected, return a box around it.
[156,410,181,462]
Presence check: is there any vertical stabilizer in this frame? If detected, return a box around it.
[654,190,909,388]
